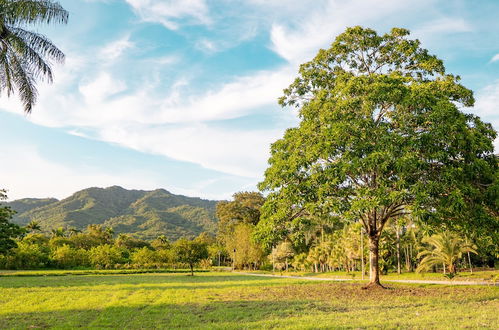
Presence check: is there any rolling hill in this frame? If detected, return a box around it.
[3,186,219,241]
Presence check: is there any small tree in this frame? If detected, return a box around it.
[416,232,477,276]
[89,244,125,269]
[26,221,42,233]
[273,241,295,271]
[131,247,158,268]
[51,244,89,268]
[173,239,208,275]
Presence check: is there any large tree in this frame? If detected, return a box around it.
[256,27,498,287]
[216,191,265,242]
[0,0,68,113]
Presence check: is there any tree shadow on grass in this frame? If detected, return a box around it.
[0,274,284,289]
[0,299,335,329]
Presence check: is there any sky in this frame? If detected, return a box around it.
[1,0,498,201]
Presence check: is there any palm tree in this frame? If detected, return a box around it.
[25,220,41,232]
[0,0,68,113]
[51,226,65,237]
[416,232,477,276]
[68,227,81,237]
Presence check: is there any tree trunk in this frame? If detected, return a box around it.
[364,236,384,288]
[360,229,365,280]
[396,227,401,275]
[190,264,194,276]
[467,251,473,274]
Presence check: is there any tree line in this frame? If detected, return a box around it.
[0,192,217,275]
[216,192,496,279]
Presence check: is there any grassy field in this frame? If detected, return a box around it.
[0,272,497,329]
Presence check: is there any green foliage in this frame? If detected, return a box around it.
[0,190,24,255]
[216,191,264,243]
[6,186,218,241]
[0,0,68,113]
[270,241,295,271]
[256,26,498,285]
[225,223,264,270]
[1,241,49,269]
[417,232,477,275]
[88,244,126,269]
[130,247,158,267]
[115,233,150,250]
[51,244,89,269]
[173,239,208,275]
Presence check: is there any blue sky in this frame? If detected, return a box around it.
[1,0,498,201]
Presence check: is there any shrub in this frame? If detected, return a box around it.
[51,244,90,268]
[89,244,126,268]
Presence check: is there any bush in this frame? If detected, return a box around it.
[3,242,49,269]
[89,244,126,268]
[130,247,157,267]
[51,244,90,268]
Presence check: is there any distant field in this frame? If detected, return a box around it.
[0,272,497,329]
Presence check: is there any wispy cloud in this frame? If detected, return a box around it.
[490,53,499,63]
[100,35,134,61]
[0,145,159,200]
[125,0,211,30]
[413,17,473,36]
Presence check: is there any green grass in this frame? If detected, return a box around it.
[0,272,497,329]
[0,269,208,277]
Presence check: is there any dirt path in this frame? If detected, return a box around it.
[234,272,497,286]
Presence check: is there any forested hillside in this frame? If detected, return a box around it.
[4,186,218,241]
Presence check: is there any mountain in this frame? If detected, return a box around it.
[3,186,219,241]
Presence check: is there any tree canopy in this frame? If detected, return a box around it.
[0,189,24,254]
[256,26,498,287]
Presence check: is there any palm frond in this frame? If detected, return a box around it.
[4,27,54,81]
[9,27,64,63]
[2,0,68,26]
[9,51,37,113]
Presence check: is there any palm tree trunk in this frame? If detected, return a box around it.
[467,251,473,274]
[396,227,401,274]
[360,229,365,280]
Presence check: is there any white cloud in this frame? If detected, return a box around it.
[0,145,160,200]
[0,62,294,178]
[125,0,210,30]
[100,35,134,61]
[469,81,499,151]
[78,73,127,104]
[490,54,499,63]
[268,0,430,64]
[98,123,283,178]
[412,17,472,37]
[154,67,294,123]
